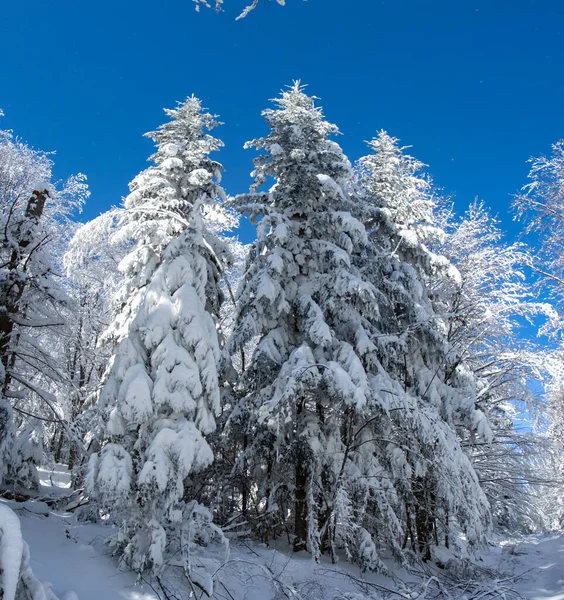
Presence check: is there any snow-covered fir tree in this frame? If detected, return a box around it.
[226,83,380,559]
[349,131,493,561]
[86,97,230,577]
[356,130,434,228]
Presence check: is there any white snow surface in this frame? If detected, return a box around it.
[2,469,158,600]
[495,534,564,600]
[0,503,23,600]
[6,464,564,600]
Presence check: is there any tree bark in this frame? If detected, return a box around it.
[414,476,433,561]
[293,398,308,552]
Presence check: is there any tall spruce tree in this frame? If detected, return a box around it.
[86,97,229,577]
[350,131,492,561]
[227,83,378,557]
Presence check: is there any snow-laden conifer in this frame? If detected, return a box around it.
[357,131,434,227]
[227,83,380,558]
[351,131,492,560]
[87,97,230,576]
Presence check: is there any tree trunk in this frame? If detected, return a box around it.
[241,433,248,519]
[293,398,308,552]
[294,457,308,552]
[54,430,65,464]
[414,477,432,561]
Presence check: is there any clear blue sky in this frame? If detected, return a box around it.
[1,0,563,243]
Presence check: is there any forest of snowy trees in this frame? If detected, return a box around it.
[1,85,564,599]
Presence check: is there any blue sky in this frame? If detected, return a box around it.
[1,0,563,244]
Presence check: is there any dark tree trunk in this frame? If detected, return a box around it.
[293,398,308,552]
[294,457,308,552]
[54,430,65,463]
[414,476,433,561]
[241,433,248,519]
[263,454,273,546]
[68,443,77,472]
[415,505,431,560]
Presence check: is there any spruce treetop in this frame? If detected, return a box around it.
[243,82,352,210]
[357,130,435,227]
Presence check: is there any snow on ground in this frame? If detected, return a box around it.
[15,505,158,600]
[5,464,564,600]
[38,464,72,494]
[0,503,24,600]
[3,464,158,600]
[7,497,403,600]
[497,535,564,600]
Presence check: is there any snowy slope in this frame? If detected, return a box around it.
[3,465,157,600]
[5,464,564,600]
[16,506,158,600]
[502,535,564,600]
